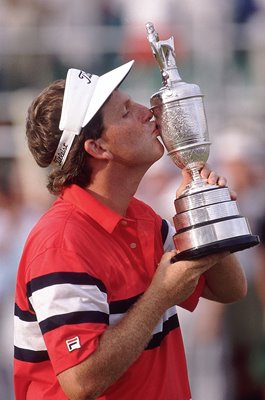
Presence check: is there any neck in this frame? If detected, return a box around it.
[86,163,149,216]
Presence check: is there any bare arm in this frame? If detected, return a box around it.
[57,251,226,400]
[202,253,247,303]
[255,245,265,307]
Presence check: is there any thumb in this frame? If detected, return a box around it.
[176,169,192,198]
[159,250,178,265]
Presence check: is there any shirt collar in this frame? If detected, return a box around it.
[61,184,129,233]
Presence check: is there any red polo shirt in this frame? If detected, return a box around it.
[14,184,204,399]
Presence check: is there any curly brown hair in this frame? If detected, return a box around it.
[26,79,104,196]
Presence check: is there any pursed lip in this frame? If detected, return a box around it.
[150,121,160,136]
[153,126,161,138]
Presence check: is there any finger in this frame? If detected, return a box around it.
[173,251,229,269]
[160,250,178,264]
[176,169,192,198]
[200,165,211,179]
[207,171,219,185]
[229,189,237,200]
[170,250,230,269]
[208,171,227,186]
[217,176,227,187]
[195,251,230,269]
[202,169,227,187]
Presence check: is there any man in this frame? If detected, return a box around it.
[14,60,247,400]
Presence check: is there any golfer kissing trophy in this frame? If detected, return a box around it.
[146,22,260,261]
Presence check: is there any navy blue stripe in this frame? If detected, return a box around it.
[146,313,180,350]
[14,346,49,363]
[109,294,142,314]
[14,303,37,322]
[40,310,109,334]
[161,219,169,245]
[26,272,107,298]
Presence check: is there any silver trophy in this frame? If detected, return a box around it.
[146,22,259,260]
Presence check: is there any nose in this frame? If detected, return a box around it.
[138,104,153,122]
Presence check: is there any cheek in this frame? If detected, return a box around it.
[102,128,131,157]
[105,123,139,147]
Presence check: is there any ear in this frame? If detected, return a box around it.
[84,138,113,161]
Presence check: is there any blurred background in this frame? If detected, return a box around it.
[1,0,265,399]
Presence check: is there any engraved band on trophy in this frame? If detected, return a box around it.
[145,22,260,260]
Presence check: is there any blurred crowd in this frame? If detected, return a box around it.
[1,0,265,399]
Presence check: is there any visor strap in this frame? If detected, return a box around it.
[52,130,78,168]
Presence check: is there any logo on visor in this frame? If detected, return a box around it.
[53,142,68,166]
[78,71,93,84]
[66,336,81,352]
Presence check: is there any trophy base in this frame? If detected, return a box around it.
[171,234,260,263]
[171,185,260,263]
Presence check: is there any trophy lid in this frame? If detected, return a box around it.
[146,22,202,106]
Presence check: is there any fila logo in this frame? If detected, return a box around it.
[66,336,81,352]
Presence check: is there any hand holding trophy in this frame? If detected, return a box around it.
[145,22,259,261]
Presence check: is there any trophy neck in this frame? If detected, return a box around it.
[162,67,182,88]
[157,40,182,87]
[180,166,214,196]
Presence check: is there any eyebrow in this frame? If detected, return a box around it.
[106,90,132,115]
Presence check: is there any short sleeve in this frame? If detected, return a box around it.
[26,247,109,375]
[161,219,176,252]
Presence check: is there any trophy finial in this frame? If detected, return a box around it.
[145,22,181,86]
[145,22,159,53]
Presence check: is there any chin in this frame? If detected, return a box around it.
[152,149,164,165]
[156,140,165,157]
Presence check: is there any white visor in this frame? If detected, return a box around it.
[52,60,134,167]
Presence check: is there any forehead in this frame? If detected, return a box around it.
[103,89,130,113]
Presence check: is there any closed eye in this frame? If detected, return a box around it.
[122,97,132,118]
[122,110,130,118]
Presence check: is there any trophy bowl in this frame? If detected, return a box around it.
[152,96,210,180]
